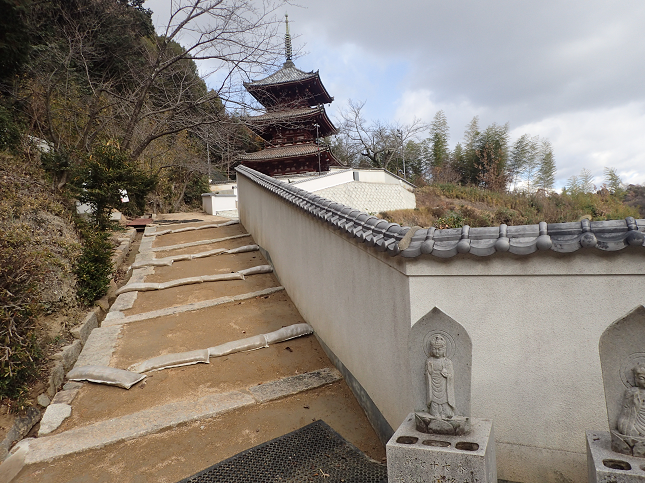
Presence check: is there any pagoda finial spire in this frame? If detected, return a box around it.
[284,13,293,64]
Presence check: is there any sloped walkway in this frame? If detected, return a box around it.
[11,213,384,483]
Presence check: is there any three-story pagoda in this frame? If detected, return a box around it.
[238,15,341,176]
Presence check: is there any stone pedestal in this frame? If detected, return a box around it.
[387,412,496,483]
[587,431,645,482]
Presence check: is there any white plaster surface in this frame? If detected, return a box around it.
[313,182,416,214]
[237,171,645,483]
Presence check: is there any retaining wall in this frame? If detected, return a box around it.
[236,167,645,483]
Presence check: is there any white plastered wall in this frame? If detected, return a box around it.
[407,253,645,482]
[238,174,413,428]
[237,172,645,483]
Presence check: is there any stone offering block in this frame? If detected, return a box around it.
[587,431,645,482]
[387,413,496,483]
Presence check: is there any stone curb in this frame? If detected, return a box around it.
[70,310,99,345]
[111,228,137,267]
[114,272,245,296]
[102,286,285,327]
[151,233,251,252]
[21,392,255,465]
[16,367,342,465]
[248,368,342,403]
[130,244,259,269]
[73,326,122,369]
[146,220,239,237]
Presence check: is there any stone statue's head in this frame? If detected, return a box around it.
[633,364,645,389]
[429,335,447,358]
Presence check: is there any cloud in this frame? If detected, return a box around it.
[511,102,645,188]
[142,0,645,185]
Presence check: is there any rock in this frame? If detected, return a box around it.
[36,394,51,408]
[47,362,65,397]
[38,404,72,436]
[0,407,41,460]
[62,381,84,391]
[95,296,109,312]
[70,311,98,344]
[52,340,82,372]
[51,388,79,405]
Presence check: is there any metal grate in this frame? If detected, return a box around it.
[178,420,387,483]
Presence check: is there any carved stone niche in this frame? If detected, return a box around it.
[600,305,645,458]
[409,307,472,436]
[386,308,496,483]
[588,306,645,483]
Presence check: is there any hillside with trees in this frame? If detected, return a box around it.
[0,0,285,410]
[331,103,643,228]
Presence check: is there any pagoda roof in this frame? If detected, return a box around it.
[245,106,338,136]
[244,61,334,107]
[245,61,318,87]
[238,143,325,161]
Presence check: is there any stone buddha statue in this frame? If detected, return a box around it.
[425,335,455,419]
[617,364,645,437]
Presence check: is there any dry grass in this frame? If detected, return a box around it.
[380,184,641,228]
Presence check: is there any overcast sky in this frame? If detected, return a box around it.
[146,0,645,188]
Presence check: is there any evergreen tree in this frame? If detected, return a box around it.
[474,122,510,191]
[508,134,531,192]
[566,175,581,194]
[603,167,625,197]
[455,116,480,184]
[536,139,556,191]
[580,168,595,193]
[428,110,450,169]
[522,136,540,193]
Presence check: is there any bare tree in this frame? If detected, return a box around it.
[26,0,287,185]
[335,100,428,176]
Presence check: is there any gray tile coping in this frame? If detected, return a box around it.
[13,367,341,465]
[236,165,645,258]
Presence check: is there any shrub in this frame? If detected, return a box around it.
[70,142,156,229]
[0,105,22,152]
[434,211,464,229]
[183,173,209,207]
[75,225,113,305]
[0,228,43,400]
